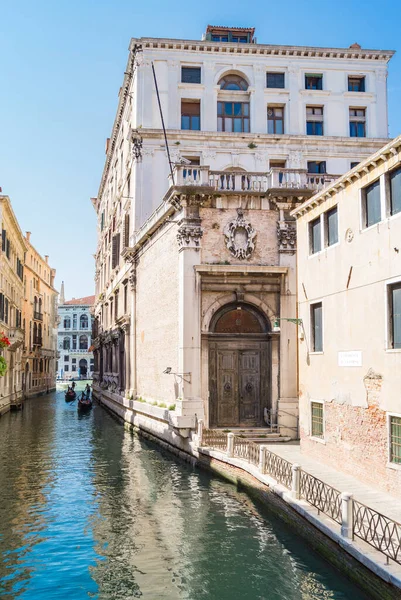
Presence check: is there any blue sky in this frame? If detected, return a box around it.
[1,0,400,299]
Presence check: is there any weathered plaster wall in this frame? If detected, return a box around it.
[135,223,180,403]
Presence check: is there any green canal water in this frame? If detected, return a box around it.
[0,388,370,599]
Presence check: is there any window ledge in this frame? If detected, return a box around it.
[360,221,382,234]
[309,435,326,444]
[309,351,324,356]
[386,462,401,471]
[178,83,205,90]
[385,348,401,353]
[264,88,290,95]
[344,91,375,99]
[299,90,331,97]
[308,241,340,259]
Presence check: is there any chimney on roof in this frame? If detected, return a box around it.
[45,255,49,263]
[349,42,361,49]
[105,138,110,154]
[26,231,31,242]
[59,281,65,305]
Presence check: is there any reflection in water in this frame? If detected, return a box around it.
[0,390,369,599]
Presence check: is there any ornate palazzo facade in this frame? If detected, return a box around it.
[91,26,393,439]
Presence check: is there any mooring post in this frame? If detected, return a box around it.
[291,464,301,499]
[197,419,204,446]
[227,432,234,457]
[341,492,354,538]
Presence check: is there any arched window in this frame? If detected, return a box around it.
[63,337,71,350]
[34,296,38,312]
[64,317,71,329]
[217,73,250,133]
[79,335,88,350]
[218,74,249,91]
[80,314,88,329]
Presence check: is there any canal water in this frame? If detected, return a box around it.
[0,389,370,600]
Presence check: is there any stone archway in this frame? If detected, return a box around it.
[208,303,271,428]
[79,359,88,378]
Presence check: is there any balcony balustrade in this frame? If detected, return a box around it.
[34,311,43,321]
[33,336,43,347]
[171,165,339,195]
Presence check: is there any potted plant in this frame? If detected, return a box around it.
[0,333,10,350]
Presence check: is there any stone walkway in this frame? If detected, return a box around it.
[265,442,401,523]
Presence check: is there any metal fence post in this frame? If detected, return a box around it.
[291,464,301,499]
[197,419,204,446]
[227,432,234,457]
[341,492,354,538]
[259,445,267,473]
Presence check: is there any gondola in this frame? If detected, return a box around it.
[77,396,92,411]
[65,389,76,402]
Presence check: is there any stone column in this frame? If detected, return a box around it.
[129,268,137,397]
[175,194,205,423]
[202,63,217,132]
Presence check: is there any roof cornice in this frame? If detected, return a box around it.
[291,134,401,218]
[0,196,28,251]
[133,37,395,62]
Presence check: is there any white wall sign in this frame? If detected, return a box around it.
[338,351,362,367]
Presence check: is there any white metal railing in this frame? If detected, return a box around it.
[171,165,339,194]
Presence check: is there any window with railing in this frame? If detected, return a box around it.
[311,401,324,438]
[390,416,401,464]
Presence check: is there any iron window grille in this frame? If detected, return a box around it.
[390,416,401,464]
[311,402,324,438]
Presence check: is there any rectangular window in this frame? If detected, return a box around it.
[307,161,326,174]
[305,74,323,90]
[64,365,69,372]
[311,302,323,352]
[348,76,365,92]
[181,66,201,84]
[64,355,69,362]
[212,35,228,42]
[266,72,285,88]
[112,233,121,269]
[390,166,401,216]
[217,102,250,133]
[363,180,381,228]
[310,217,322,254]
[72,358,76,364]
[325,206,338,247]
[388,283,401,349]
[306,106,323,136]
[124,283,128,315]
[351,161,359,169]
[349,108,366,137]
[390,416,401,464]
[181,101,200,131]
[232,36,248,43]
[311,402,324,438]
[267,106,284,134]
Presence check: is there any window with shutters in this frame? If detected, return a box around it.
[112,233,120,269]
[388,282,401,349]
[0,293,4,322]
[181,67,201,84]
[123,213,130,248]
[181,101,200,130]
[348,76,365,92]
[1,230,6,253]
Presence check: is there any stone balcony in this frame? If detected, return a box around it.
[8,327,24,351]
[169,165,339,198]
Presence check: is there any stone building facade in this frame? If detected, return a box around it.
[57,288,95,380]
[22,232,58,398]
[0,196,26,414]
[91,26,393,441]
[292,135,401,495]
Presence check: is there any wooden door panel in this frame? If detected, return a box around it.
[239,350,260,425]
[217,350,238,426]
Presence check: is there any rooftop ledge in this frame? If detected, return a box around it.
[130,37,395,62]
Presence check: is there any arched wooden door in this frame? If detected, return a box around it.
[208,303,271,428]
